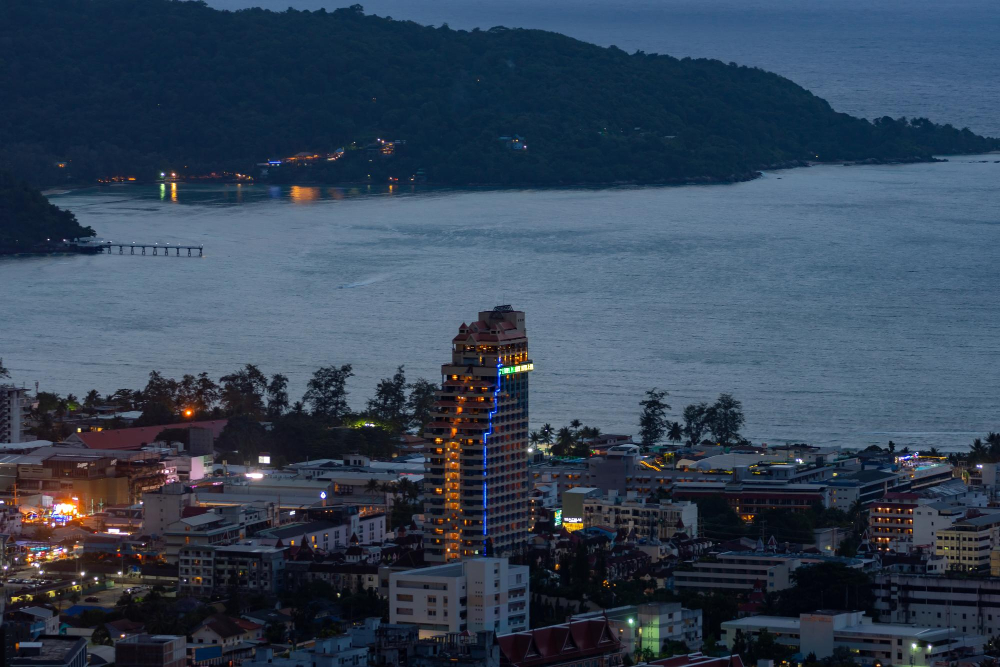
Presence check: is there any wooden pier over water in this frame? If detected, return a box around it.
[99,242,204,256]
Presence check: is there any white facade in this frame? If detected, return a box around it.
[388,557,528,637]
[674,552,864,593]
[0,386,30,444]
[580,492,699,540]
[874,572,1000,637]
[723,611,984,667]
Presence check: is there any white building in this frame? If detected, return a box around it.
[874,572,1000,637]
[674,552,866,594]
[572,602,702,654]
[722,610,984,667]
[580,492,698,540]
[0,386,31,444]
[259,514,385,550]
[388,557,528,637]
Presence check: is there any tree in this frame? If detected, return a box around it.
[682,403,710,446]
[367,365,407,429]
[406,378,437,433]
[0,358,8,379]
[776,562,874,616]
[707,393,744,446]
[303,364,354,422]
[216,415,267,459]
[639,388,671,446]
[666,420,683,443]
[552,426,575,457]
[83,389,102,410]
[266,373,289,418]
[220,364,269,417]
[540,424,554,446]
[193,372,220,412]
[365,478,380,495]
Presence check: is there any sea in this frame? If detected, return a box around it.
[1,0,998,451]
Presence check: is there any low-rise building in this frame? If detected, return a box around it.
[935,512,1000,572]
[178,544,286,595]
[581,492,698,540]
[242,637,367,667]
[190,615,262,652]
[673,551,865,594]
[115,634,186,667]
[163,503,278,563]
[8,636,88,667]
[722,610,984,667]
[389,557,528,637]
[257,513,385,550]
[873,572,1000,637]
[572,602,702,654]
[496,618,623,667]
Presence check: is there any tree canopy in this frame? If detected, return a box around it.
[1,1,996,188]
[0,170,95,249]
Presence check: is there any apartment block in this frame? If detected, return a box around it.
[673,551,864,594]
[178,544,285,595]
[873,572,1000,637]
[388,557,529,637]
[580,492,698,540]
[935,512,1000,572]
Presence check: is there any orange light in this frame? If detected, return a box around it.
[184,409,193,417]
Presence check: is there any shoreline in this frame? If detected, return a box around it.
[41,152,981,195]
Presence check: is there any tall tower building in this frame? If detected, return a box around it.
[424,306,533,563]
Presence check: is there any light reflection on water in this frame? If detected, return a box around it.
[3,158,1000,451]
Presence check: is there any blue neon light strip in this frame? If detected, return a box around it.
[482,360,502,539]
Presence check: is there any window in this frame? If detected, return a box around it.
[428,596,437,603]
[396,594,413,602]
[397,608,413,616]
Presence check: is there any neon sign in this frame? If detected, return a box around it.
[499,363,534,375]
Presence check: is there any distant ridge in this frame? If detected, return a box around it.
[0,0,996,187]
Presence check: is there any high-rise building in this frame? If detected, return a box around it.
[424,306,532,563]
[0,386,30,444]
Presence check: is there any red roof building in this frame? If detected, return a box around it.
[66,419,228,450]
[497,618,623,667]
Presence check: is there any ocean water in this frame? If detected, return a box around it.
[2,156,999,451]
[207,0,1000,137]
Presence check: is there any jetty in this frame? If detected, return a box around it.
[97,241,204,256]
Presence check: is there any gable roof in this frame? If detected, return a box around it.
[67,420,228,450]
[195,614,257,640]
[497,619,620,667]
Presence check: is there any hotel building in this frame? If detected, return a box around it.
[423,306,532,563]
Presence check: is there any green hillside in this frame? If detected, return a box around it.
[0,171,95,251]
[0,1,996,186]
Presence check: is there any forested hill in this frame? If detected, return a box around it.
[1,1,996,187]
[0,171,95,250]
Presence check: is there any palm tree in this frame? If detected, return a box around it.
[553,427,575,457]
[530,431,541,448]
[540,424,554,445]
[666,421,683,444]
[987,432,1000,462]
[570,419,582,432]
[365,478,380,495]
[970,438,988,463]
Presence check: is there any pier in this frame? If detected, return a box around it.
[98,242,204,257]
